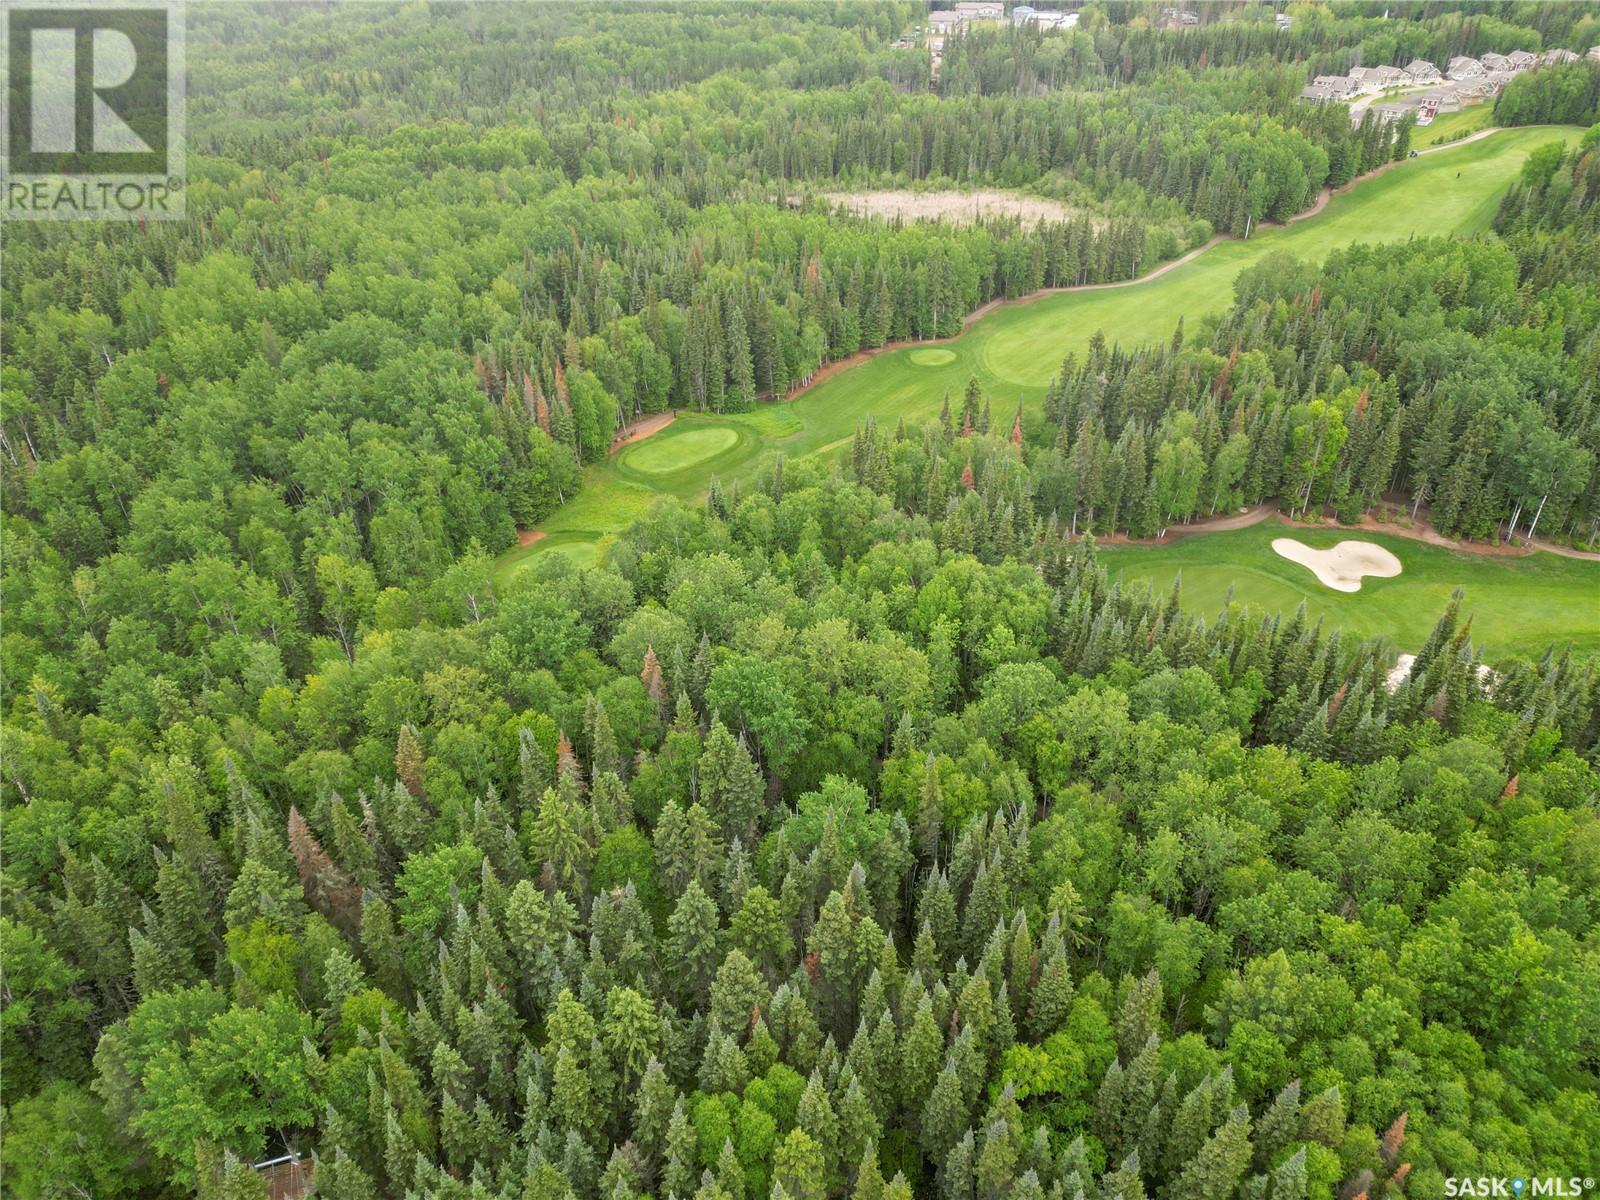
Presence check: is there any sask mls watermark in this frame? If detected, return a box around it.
[1446,1178,1596,1197]
[2,0,184,219]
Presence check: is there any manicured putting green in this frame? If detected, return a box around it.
[621,426,739,475]
[910,348,957,367]
[1098,523,1599,659]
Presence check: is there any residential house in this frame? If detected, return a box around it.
[1275,13,1293,30]
[928,10,961,33]
[1370,103,1410,125]
[1588,46,1600,62]
[1349,64,1407,91]
[1013,6,1074,28]
[1539,47,1579,65]
[1484,70,1516,95]
[1300,75,1362,103]
[1479,51,1511,72]
[1159,7,1201,26]
[1507,49,1537,70]
[1403,58,1442,84]
[953,1,1003,21]
[1421,86,1461,113]
[1446,56,1485,79]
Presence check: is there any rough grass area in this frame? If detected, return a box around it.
[822,189,1087,226]
[1419,104,1494,146]
[1099,523,1599,659]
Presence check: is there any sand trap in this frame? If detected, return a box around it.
[1272,538,1402,592]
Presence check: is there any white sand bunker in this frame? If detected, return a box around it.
[1272,538,1402,592]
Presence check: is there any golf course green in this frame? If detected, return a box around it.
[1098,522,1599,659]
[496,125,1598,651]
[620,426,742,477]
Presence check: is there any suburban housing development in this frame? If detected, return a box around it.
[1299,43,1592,124]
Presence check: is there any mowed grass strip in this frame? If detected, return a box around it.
[969,124,1573,391]
[1097,522,1600,659]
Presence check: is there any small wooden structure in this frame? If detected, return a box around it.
[254,1153,314,1200]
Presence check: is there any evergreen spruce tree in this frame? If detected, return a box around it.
[1270,1146,1308,1200]
[667,880,722,1007]
[853,1144,886,1200]
[1115,969,1163,1063]
[942,1129,978,1200]
[662,1100,698,1200]
[1170,1103,1253,1200]
[632,1059,678,1178]
[1099,1150,1146,1200]
[1029,939,1074,1039]
[920,1060,969,1162]
[1254,1078,1301,1169]
[837,1076,881,1183]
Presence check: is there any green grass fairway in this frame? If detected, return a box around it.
[1098,523,1600,659]
[500,127,1591,637]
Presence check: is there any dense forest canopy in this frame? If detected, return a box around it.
[2,4,1599,1200]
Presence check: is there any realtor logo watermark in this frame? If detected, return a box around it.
[2,0,184,219]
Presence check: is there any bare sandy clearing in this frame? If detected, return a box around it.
[611,411,675,452]
[1386,653,1417,691]
[1272,538,1403,592]
[822,189,1089,227]
[1385,652,1500,694]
